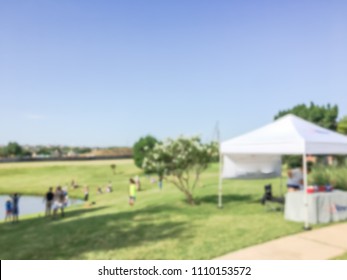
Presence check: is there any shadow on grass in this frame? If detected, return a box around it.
[0,206,110,227]
[58,205,111,218]
[195,194,253,205]
[0,205,191,260]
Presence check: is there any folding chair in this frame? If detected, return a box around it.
[261,184,284,211]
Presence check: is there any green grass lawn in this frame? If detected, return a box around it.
[333,252,347,260]
[0,159,334,259]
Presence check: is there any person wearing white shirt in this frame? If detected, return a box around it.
[287,167,304,191]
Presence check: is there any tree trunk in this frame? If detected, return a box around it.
[185,191,195,205]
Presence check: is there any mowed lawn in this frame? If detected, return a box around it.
[0,159,331,259]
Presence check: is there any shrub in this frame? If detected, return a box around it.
[310,165,347,191]
[330,167,347,191]
[309,166,330,186]
[142,136,218,204]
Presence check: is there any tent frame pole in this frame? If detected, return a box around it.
[218,154,223,208]
[279,156,283,197]
[303,153,311,230]
[218,127,223,209]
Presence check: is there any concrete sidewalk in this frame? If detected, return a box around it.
[215,222,347,260]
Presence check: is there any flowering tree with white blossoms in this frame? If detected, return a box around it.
[142,136,219,205]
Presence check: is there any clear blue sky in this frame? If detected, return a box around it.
[1,0,346,147]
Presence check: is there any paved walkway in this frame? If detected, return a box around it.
[215,222,347,260]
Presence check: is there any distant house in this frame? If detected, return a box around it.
[67,150,77,157]
[51,149,63,158]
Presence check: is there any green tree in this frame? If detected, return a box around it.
[142,136,218,205]
[133,135,159,169]
[274,102,338,130]
[37,147,51,156]
[5,142,23,157]
[337,116,347,135]
[0,146,7,157]
[73,147,92,154]
[21,150,32,157]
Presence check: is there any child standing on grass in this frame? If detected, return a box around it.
[158,175,163,190]
[129,178,137,206]
[84,186,89,201]
[5,199,12,222]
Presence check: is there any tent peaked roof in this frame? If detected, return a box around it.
[221,114,347,155]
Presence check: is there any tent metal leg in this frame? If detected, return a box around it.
[303,154,310,230]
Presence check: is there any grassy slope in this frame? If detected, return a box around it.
[0,160,341,259]
[334,252,347,260]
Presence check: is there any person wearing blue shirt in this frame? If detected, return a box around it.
[5,199,12,222]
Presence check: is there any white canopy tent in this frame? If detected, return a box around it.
[222,154,282,179]
[219,114,347,229]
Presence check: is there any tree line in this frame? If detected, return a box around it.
[0,143,93,158]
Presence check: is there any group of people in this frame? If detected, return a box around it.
[5,193,20,223]
[97,182,113,194]
[81,177,140,207]
[44,186,68,218]
[4,175,156,220]
[80,177,141,207]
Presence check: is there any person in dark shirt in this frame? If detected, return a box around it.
[10,193,20,223]
[44,187,54,217]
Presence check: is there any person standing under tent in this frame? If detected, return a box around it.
[286,165,303,192]
[287,163,312,192]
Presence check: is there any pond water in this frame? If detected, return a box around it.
[0,195,83,220]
